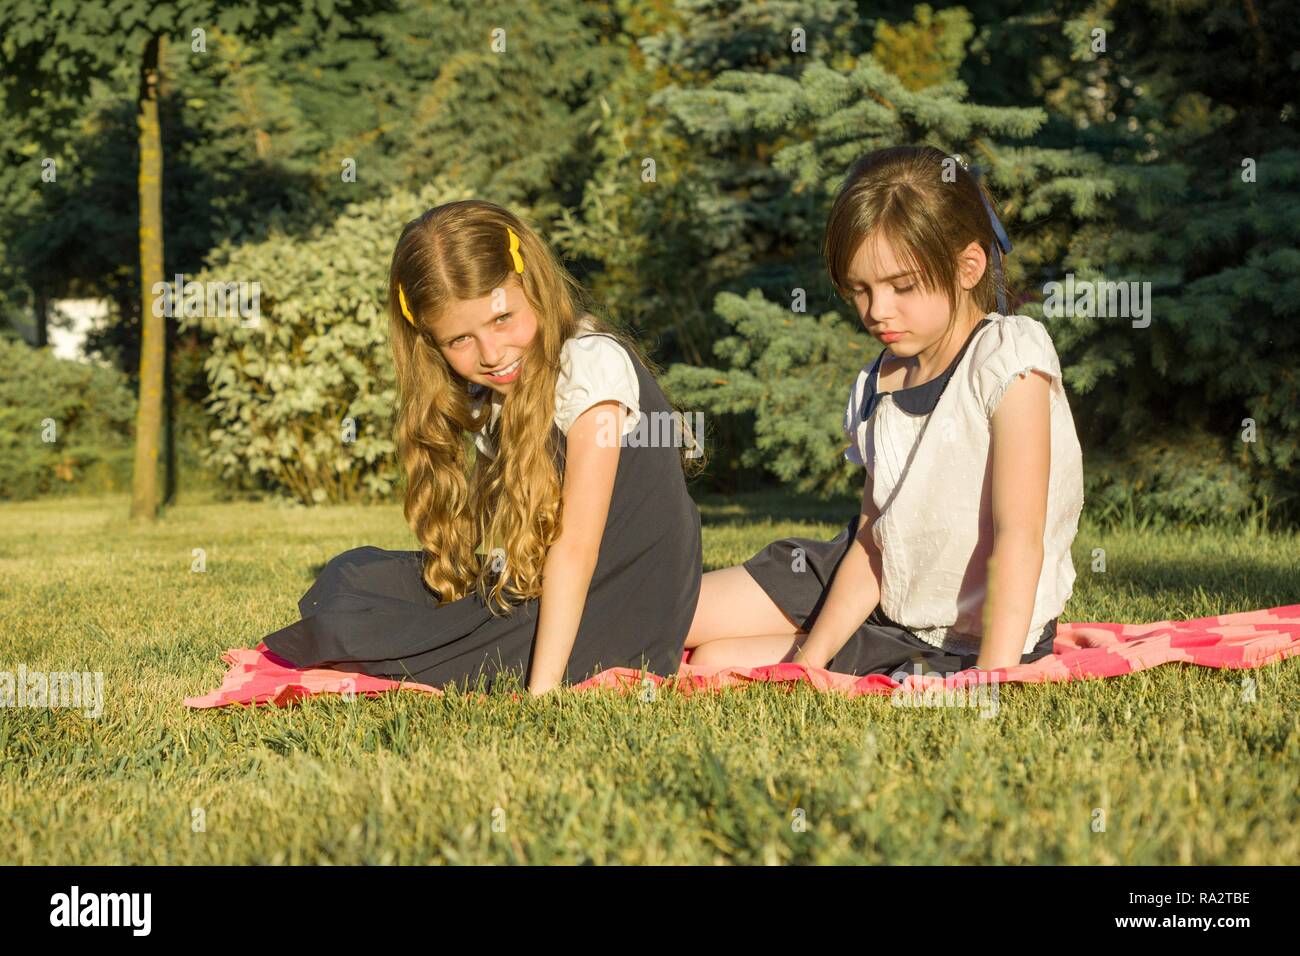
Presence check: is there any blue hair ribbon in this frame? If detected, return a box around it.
[968,164,1012,314]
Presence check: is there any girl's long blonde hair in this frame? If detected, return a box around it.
[387,200,693,615]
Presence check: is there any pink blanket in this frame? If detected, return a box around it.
[184,603,1300,708]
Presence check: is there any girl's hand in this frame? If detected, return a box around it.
[526,682,559,697]
[791,644,829,671]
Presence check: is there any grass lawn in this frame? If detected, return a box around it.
[1,488,1296,865]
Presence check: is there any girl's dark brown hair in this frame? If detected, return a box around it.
[823,145,1012,335]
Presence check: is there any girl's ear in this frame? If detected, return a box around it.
[956,240,988,291]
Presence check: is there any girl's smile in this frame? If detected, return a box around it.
[483,356,522,383]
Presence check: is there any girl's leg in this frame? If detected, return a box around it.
[684,566,805,649]
[687,633,807,669]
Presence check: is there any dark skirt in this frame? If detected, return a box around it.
[741,513,1056,679]
[262,543,697,694]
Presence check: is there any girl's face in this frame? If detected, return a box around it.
[429,278,538,395]
[845,233,985,357]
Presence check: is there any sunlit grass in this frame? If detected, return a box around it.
[0,489,1296,864]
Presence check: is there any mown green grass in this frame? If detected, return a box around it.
[0,489,1296,864]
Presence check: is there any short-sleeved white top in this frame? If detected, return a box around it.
[470,318,642,460]
[841,312,1085,656]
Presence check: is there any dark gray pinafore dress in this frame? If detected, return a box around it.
[263,333,703,693]
[741,318,1057,680]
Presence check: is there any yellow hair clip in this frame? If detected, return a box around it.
[506,226,525,274]
[397,283,416,326]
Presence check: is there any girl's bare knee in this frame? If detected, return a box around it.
[686,566,802,648]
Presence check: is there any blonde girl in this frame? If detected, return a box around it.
[264,200,704,695]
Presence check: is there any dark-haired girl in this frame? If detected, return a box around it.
[686,146,1085,679]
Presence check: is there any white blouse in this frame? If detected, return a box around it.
[470,319,642,460]
[842,312,1085,656]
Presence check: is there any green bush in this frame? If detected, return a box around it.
[0,336,136,499]
[1083,427,1295,531]
[178,179,475,504]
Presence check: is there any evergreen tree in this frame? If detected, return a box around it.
[555,0,860,367]
[1035,0,1299,523]
[964,0,1298,523]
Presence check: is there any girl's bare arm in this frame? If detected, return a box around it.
[528,401,625,693]
[979,370,1051,669]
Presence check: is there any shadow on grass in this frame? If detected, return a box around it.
[692,487,859,529]
[1096,554,1300,614]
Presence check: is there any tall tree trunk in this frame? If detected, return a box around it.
[130,34,165,521]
